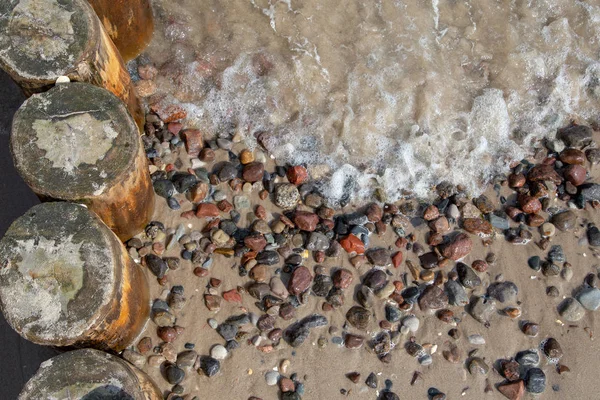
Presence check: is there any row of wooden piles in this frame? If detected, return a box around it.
[0,1,164,398]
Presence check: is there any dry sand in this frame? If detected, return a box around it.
[131,142,600,399]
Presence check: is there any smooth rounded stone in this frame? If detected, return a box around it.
[216,323,238,341]
[176,350,198,368]
[288,266,313,295]
[248,283,271,299]
[441,233,473,260]
[346,306,371,330]
[363,269,388,291]
[402,286,421,304]
[366,248,391,266]
[345,333,365,349]
[547,245,565,263]
[385,304,402,323]
[540,223,556,237]
[447,204,460,219]
[200,356,220,377]
[419,252,439,269]
[525,368,546,393]
[418,285,449,311]
[146,254,168,279]
[528,256,541,271]
[522,322,540,337]
[561,265,574,281]
[543,338,563,360]
[265,371,280,386]
[306,232,330,251]
[542,262,561,277]
[165,365,185,384]
[487,281,518,303]
[418,354,433,366]
[468,357,489,375]
[468,334,486,345]
[377,281,396,299]
[557,297,585,321]
[588,225,600,247]
[256,250,280,265]
[401,315,420,332]
[457,263,481,289]
[357,285,377,309]
[445,280,469,306]
[153,310,175,327]
[516,349,540,367]
[270,276,289,298]
[576,287,600,311]
[275,184,300,209]
[551,211,577,232]
[154,179,176,198]
[312,274,334,297]
[218,163,237,181]
[210,344,227,360]
[469,296,496,324]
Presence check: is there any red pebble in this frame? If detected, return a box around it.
[287,166,309,185]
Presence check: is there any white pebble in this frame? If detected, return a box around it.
[468,334,486,345]
[208,318,218,329]
[265,371,280,386]
[402,315,420,333]
[210,344,228,360]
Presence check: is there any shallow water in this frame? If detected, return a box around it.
[143,0,600,203]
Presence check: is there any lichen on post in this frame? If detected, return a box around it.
[88,0,154,62]
[19,349,162,399]
[0,0,144,128]
[0,202,151,352]
[11,82,154,241]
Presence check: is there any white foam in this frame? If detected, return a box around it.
[145,0,600,203]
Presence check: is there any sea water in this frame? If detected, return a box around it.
[143,0,600,204]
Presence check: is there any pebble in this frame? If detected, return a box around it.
[346,306,371,330]
[166,365,185,384]
[551,211,577,232]
[275,184,300,209]
[441,233,472,260]
[288,266,313,295]
[469,296,496,324]
[402,315,420,332]
[210,344,228,360]
[200,356,220,377]
[525,368,546,394]
[468,357,489,375]
[558,297,585,321]
[487,281,518,303]
[418,285,449,310]
[543,338,563,360]
[145,254,168,279]
[497,380,525,400]
[457,263,481,288]
[516,349,540,367]
[365,372,378,389]
[265,371,280,386]
[575,287,600,311]
[468,334,486,345]
[588,224,600,246]
[445,280,469,306]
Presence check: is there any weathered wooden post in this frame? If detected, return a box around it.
[19,349,162,399]
[0,202,150,352]
[11,82,154,241]
[88,0,155,62]
[0,0,144,128]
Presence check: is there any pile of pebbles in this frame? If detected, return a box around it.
[124,78,600,400]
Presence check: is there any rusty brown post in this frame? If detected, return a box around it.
[0,0,144,128]
[10,82,154,241]
[88,0,155,62]
[0,202,151,352]
[19,349,162,399]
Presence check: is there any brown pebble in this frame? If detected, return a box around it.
[279,377,295,392]
[157,326,177,343]
[346,372,361,383]
[137,337,152,354]
[501,360,521,381]
[199,148,215,161]
[242,162,265,183]
[521,322,539,337]
[508,173,526,188]
[471,260,488,272]
[345,334,364,349]
[181,129,203,158]
[333,269,354,289]
[437,309,454,323]
[497,379,525,400]
[560,148,586,165]
[423,205,439,221]
[564,164,587,186]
